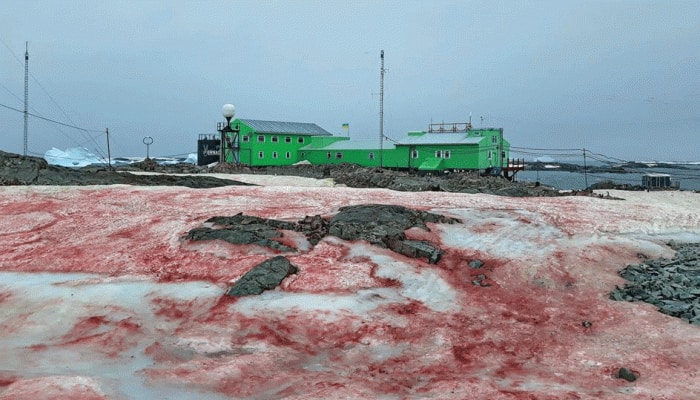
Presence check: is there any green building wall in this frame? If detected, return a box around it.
[302,144,407,168]
[225,120,326,166]
[221,119,511,171]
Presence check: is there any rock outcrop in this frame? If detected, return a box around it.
[610,241,700,324]
[226,256,298,296]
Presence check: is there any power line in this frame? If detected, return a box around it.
[0,101,102,133]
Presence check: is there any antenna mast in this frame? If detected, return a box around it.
[23,42,29,156]
[379,50,385,168]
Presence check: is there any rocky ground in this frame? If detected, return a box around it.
[2,149,591,196]
[611,241,700,325]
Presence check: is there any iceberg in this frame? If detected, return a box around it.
[44,147,107,167]
[44,147,198,167]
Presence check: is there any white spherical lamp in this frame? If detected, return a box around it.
[222,104,236,120]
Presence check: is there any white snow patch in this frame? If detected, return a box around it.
[349,244,458,312]
[232,288,406,319]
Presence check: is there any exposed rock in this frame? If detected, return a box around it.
[184,204,458,263]
[0,149,252,188]
[329,204,458,262]
[226,256,298,296]
[185,213,297,252]
[615,367,639,382]
[610,242,700,324]
[297,215,330,245]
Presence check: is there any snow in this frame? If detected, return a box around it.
[1,180,700,399]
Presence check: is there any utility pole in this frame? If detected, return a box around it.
[379,50,385,169]
[23,42,29,156]
[106,128,112,170]
[583,148,588,190]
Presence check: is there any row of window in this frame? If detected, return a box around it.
[325,152,375,160]
[243,135,305,144]
[409,150,451,159]
[256,149,500,160]
[257,151,292,159]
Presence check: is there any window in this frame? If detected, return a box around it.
[435,150,442,158]
[242,135,250,143]
[272,136,279,143]
[335,152,343,159]
[258,151,264,159]
[488,150,492,160]
[492,136,498,144]
[298,137,304,143]
[368,152,375,160]
[444,150,451,159]
[257,135,265,143]
[272,151,278,159]
[327,152,332,159]
[286,151,291,159]
[285,136,291,143]
[411,149,419,159]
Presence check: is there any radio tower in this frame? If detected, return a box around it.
[379,50,385,169]
[23,42,29,156]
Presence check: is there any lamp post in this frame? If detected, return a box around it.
[143,136,153,159]
[218,104,235,163]
[217,104,241,164]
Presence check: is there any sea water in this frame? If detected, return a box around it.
[516,164,700,191]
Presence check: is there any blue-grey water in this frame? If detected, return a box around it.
[516,165,700,191]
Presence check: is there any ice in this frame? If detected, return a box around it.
[44,147,106,167]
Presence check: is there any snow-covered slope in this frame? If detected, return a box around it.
[0,182,699,399]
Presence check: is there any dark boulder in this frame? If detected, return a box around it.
[185,213,297,252]
[226,256,298,296]
[329,204,458,262]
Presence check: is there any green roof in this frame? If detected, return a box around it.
[396,133,483,146]
[238,119,332,136]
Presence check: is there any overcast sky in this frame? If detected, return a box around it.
[1,0,698,161]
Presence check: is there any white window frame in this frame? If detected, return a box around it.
[257,135,265,143]
[435,150,442,158]
[258,151,264,159]
[444,150,451,159]
[285,136,291,143]
[242,135,250,142]
[368,152,375,160]
[411,149,419,159]
[298,137,305,143]
[272,136,279,143]
[272,151,278,159]
[285,151,291,159]
[488,150,493,160]
[335,152,343,159]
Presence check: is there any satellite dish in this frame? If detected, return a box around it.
[222,104,236,119]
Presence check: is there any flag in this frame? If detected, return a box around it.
[341,123,349,130]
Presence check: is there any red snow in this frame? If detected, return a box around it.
[0,185,699,399]
[59,315,142,358]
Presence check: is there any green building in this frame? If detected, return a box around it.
[226,119,333,166]
[216,118,514,174]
